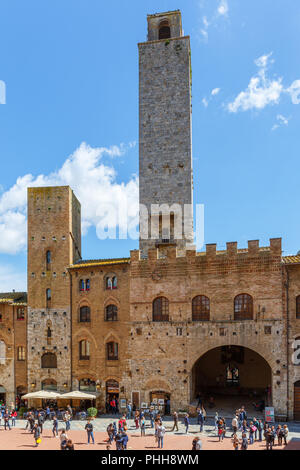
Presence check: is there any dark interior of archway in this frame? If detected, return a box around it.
[193,346,272,400]
[159,26,171,40]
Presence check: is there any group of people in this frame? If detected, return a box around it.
[0,407,17,429]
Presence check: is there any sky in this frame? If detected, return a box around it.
[0,0,299,292]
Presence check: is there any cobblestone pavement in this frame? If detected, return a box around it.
[8,416,300,441]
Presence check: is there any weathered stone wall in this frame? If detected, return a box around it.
[0,303,16,406]
[70,261,131,410]
[27,186,81,393]
[139,13,193,256]
[126,239,287,416]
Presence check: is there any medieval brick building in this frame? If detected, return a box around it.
[1,10,300,420]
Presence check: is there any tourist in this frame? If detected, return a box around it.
[60,429,68,450]
[121,431,129,450]
[221,417,227,439]
[157,422,166,449]
[4,409,11,430]
[33,423,41,447]
[64,410,71,431]
[118,415,126,433]
[110,397,117,415]
[85,419,95,444]
[192,436,202,450]
[240,433,248,450]
[184,413,190,434]
[231,414,238,437]
[265,427,274,451]
[198,408,204,433]
[149,408,155,428]
[107,423,114,444]
[52,416,59,437]
[140,416,146,436]
[277,424,284,446]
[257,419,264,441]
[134,410,140,429]
[126,402,132,420]
[38,412,44,434]
[283,424,289,446]
[165,398,171,415]
[154,416,160,445]
[10,409,17,427]
[65,439,74,451]
[218,419,225,442]
[171,411,179,432]
[232,433,239,451]
[253,417,259,440]
[45,406,51,421]
[249,421,256,445]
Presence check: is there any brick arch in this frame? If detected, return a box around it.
[189,342,276,373]
[73,328,98,350]
[143,377,172,394]
[104,296,120,309]
[103,331,121,344]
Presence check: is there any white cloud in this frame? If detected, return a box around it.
[227,53,283,113]
[217,0,229,16]
[287,80,300,104]
[271,114,290,131]
[227,53,300,114]
[211,88,221,96]
[0,142,139,255]
[202,97,209,107]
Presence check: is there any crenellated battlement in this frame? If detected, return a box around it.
[130,238,282,263]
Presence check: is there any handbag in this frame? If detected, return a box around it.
[36,438,42,444]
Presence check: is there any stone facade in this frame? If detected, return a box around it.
[27,186,81,394]
[1,10,300,421]
[139,11,193,256]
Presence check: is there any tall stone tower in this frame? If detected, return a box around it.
[139,10,194,257]
[27,186,81,393]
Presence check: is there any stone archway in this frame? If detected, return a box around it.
[191,345,273,416]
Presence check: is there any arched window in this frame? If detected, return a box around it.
[0,341,5,364]
[105,305,118,322]
[79,340,90,360]
[42,379,57,391]
[17,308,25,320]
[106,276,118,290]
[79,280,85,291]
[192,296,210,321]
[107,342,119,361]
[159,20,171,40]
[79,306,91,323]
[79,378,96,392]
[46,289,51,308]
[86,279,90,291]
[153,297,169,322]
[234,294,253,320]
[17,346,25,361]
[41,352,57,369]
[296,296,300,319]
[46,250,51,269]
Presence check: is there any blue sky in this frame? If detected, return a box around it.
[0,0,299,291]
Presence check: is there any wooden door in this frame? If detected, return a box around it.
[294,381,300,421]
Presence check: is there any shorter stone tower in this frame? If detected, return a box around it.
[27,186,81,393]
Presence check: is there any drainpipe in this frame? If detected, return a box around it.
[284,266,290,421]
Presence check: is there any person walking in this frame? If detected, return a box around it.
[157,423,166,449]
[85,419,95,445]
[4,409,11,430]
[265,427,273,450]
[277,425,284,446]
[257,419,264,441]
[231,415,238,437]
[126,402,132,420]
[11,409,17,427]
[60,429,68,450]
[249,421,256,445]
[33,423,41,447]
[134,410,140,429]
[64,411,71,431]
[198,409,204,433]
[140,417,146,437]
[214,412,219,434]
[37,412,44,434]
[184,413,190,434]
[232,433,239,451]
[283,425,289,446]
[121,431,129,450]
[218,419,225,442]
[253,417,259,441]
[45,406,51,421]
[171,411,179,432]
[52,416,59,437]
[240,433,248,450]
[149,408,155,429]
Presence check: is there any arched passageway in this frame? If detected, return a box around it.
[192,346,272,415]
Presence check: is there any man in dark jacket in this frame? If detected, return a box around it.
[38,412,44,434]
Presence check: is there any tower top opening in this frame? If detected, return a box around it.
[147,10,183,42]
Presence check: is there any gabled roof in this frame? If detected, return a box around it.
[0,292,27,305]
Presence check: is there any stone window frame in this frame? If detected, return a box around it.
[17,346,25,361]
[79,305,91,323]
[192,295,210,322]
[234,293,253,321]
[105,304,118,322]
[41,352,57,369]
[104,273,118,290]
[16,307,25,321]
[152,297,170,322]
[158,19,171,40]
[106,341,119,361]
[79,340,90,361]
